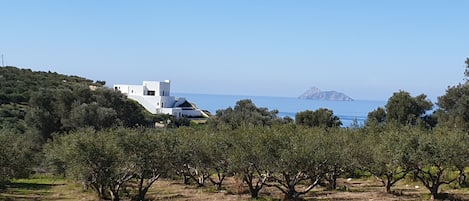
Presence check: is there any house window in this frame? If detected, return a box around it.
[147,90,155,96]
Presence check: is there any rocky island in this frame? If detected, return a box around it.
[298,87,354,101]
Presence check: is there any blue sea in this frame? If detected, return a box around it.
[173,93,386,127]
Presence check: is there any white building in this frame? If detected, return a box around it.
[114,80,203,118]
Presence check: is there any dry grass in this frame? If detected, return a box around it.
[3,176,469,201]
[0,177,95,201]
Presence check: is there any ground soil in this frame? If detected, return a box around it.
[3,177,469,201]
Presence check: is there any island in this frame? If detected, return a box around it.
[298,87,354,101]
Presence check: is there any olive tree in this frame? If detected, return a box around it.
[362,125,414,193]
[321,128,358,190]
[266,125,327,200]
[171,127,214,187]
[44,128,132,201]
[408,128,469,199]
[367,91,433,127]
[0,131,36,184]
[120,128,174,201]
[228,126,274,198]
[209,99,285,129]
[436,83,469,130]
[295,108,342,128]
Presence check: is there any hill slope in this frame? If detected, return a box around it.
[0,66,151,135]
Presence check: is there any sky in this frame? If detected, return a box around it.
[1,0,468,101]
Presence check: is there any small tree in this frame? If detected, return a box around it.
[364,125,414,193]
[228,127,272,198]
[408,128,469,199]
[172,127,212,187]
[367,91,433,127]
[322,128,357,190]
[121,128,173,201]
[44,128,132,201]
[209,99,283,129]
[266,126,326,200]
[0,131,36,184]
[295,108,342,128]
[436,83,469,130]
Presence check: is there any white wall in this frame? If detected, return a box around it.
[128,85,143,95]
[113,84,143,95]
[142,81,171,96]
[159,81,170,96]
[161,96,177,108]
[127,95,157,113]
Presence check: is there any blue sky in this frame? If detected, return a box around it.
[1,0,468,101]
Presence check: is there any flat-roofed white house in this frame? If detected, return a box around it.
[114,80,203,118]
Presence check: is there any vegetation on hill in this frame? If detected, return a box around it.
[0,67,93,133]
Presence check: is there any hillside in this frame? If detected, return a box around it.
[299,87,354,101]
[0,66,96,133]
[0,66,153,135]
[0,66,95,104]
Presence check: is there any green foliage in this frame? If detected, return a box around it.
[120,128,174,201]
[209,99,286,129]
[44,127,178,201]
[0,130,37,185]
[407,127,469,199]
[367,90,433,127]
[367,107,386,125]
[263,125,330,200]
[464,58,469,79]
[436,83,469,130]
[0,67,93,104]
[45,128,133,200]
[295,108,342,128]
[360,125,415,193]
[0,66,152,140]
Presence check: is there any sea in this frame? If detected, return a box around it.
[173,93,386,127]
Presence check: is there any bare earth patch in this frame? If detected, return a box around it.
[3,177,469,200]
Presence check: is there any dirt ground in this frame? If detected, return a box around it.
[3,177,469,201]
[145,177,469,201]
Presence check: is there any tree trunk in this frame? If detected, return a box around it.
[197,175,206,187]
[134,187,149,201]
[330,173,338,190]
[385,182,392,194]
[209,170,226,190]
[430,184,440,200]
[244,174,259,198]
[90,183,108,200]
[385,174,392,193]
[109,189,120,201]
[182,173,190,185]
[250,187,260,198]
[285,187,301,201]
[459,171,467,187]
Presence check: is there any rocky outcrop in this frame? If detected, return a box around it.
[298,87,353,101]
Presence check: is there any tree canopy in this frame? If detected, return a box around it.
[209,99,287,129]
[295,108,342,128]
[367,90,433,127]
